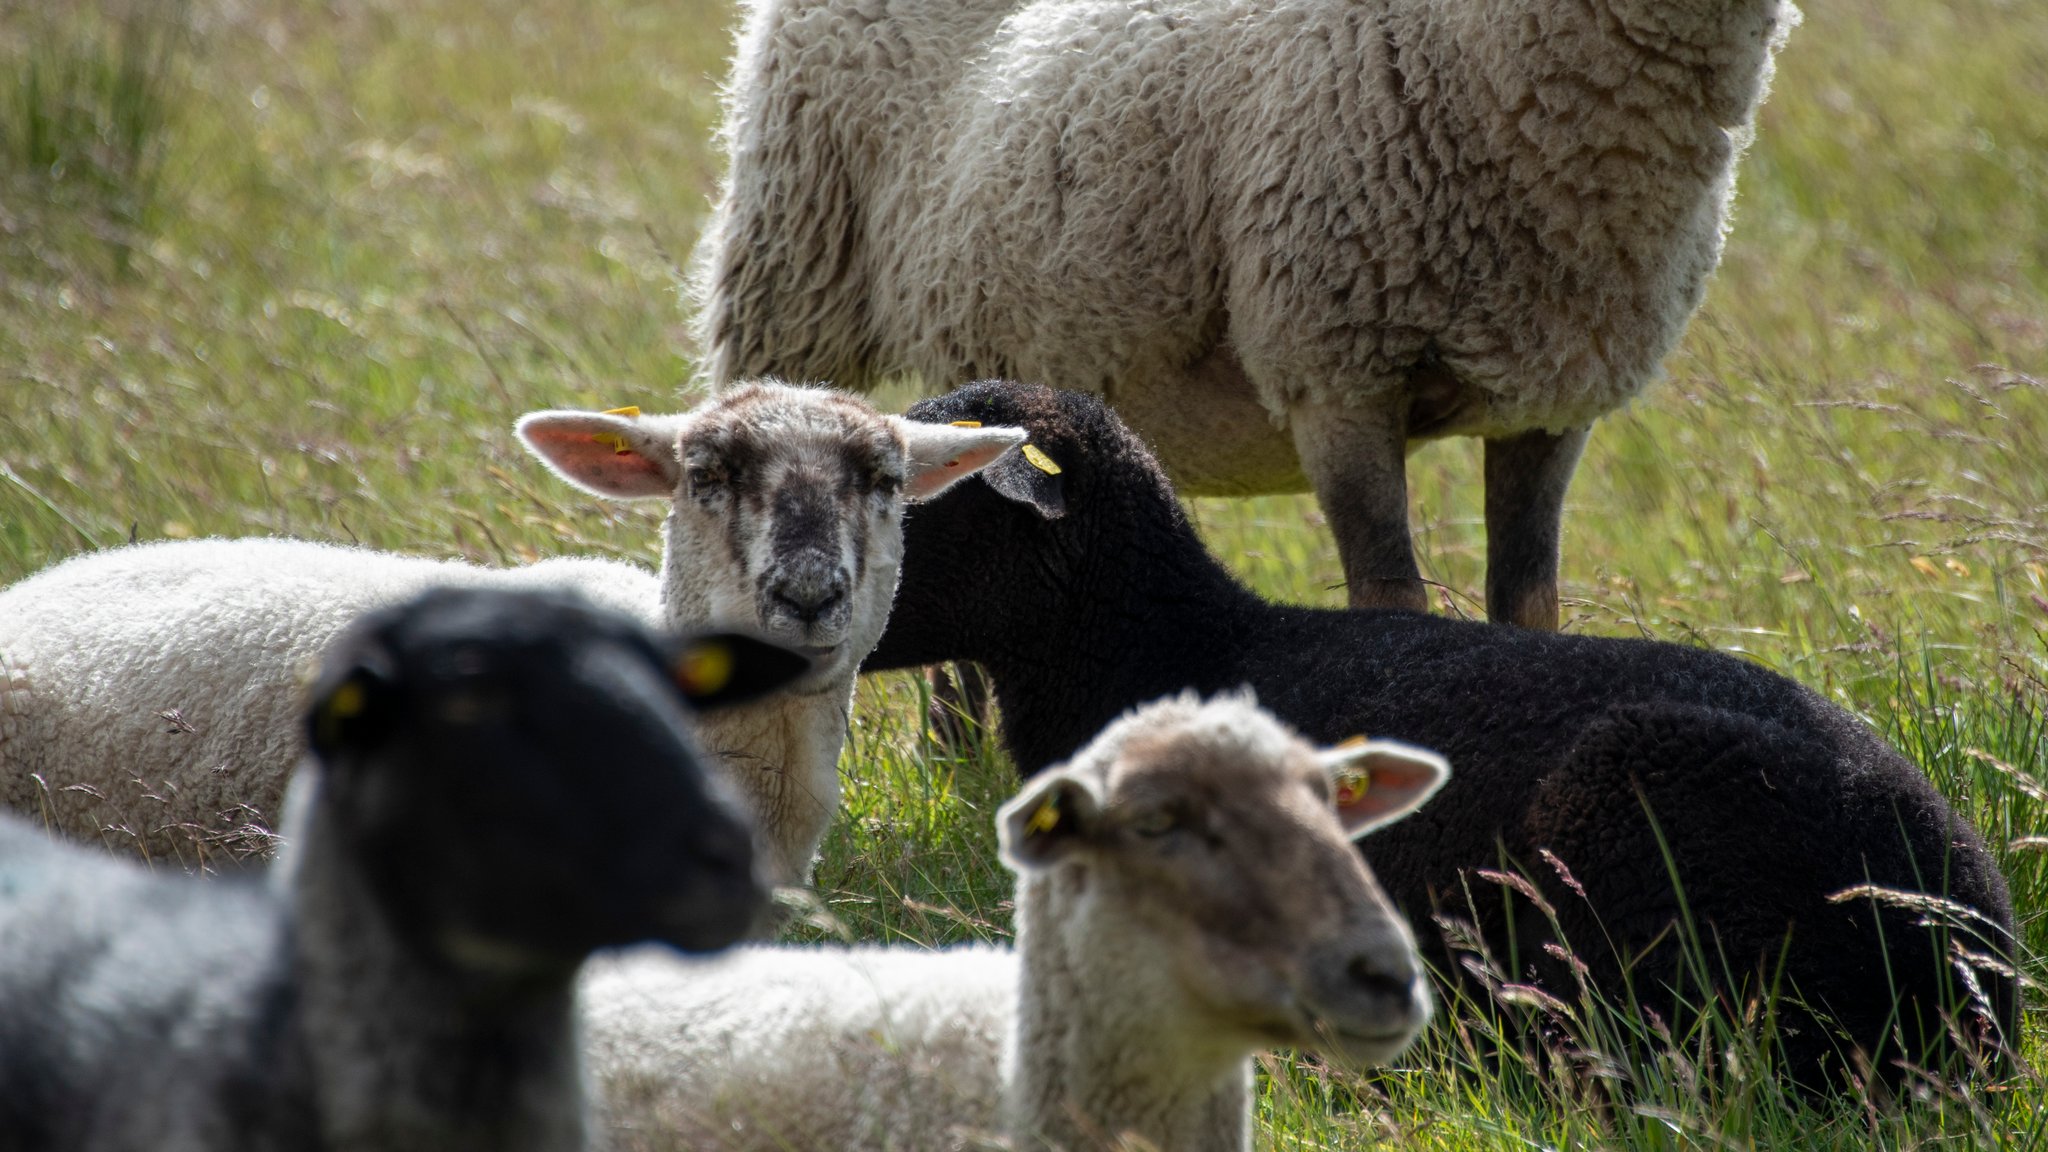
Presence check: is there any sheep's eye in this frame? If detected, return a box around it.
[687,465,727,492]
[870,471,901,498]
[1130,810,1179,838]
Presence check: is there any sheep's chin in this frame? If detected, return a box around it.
[778,648,853,696]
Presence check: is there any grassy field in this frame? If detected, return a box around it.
[2,0,2045,1145]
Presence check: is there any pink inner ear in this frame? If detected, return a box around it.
[524,423,672,498]
[903,429,1028,500]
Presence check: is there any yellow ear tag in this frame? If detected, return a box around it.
[676,641,735,697]
[1026,796,1061,835]
[596,408,641,456]
[1021,443,1061,475]
[948,419,982,428]
[317,678,368,744]
[326,680,367,720]
[1335,771,1371,808]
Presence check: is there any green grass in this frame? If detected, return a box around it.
[1,0,2045,1144]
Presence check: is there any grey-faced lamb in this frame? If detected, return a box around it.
[0,382,1021,878]
[581,692,1448,1152]
[697,0,1798,628]
[861,380,2018,1092]
[518,381,1023,884]
[0,586,804,1152]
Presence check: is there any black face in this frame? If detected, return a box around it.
[307,588,805,979]
[864,381,1098,671]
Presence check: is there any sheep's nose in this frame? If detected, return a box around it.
[770,572,848,624]
[1346,952,1421,1009]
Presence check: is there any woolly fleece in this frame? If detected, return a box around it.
[700,0,1797,489]
[863,381,2018,1092]
[0,538,657,862]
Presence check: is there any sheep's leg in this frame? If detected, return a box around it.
[1290,398,1427,613]
[1482,425,1590,629]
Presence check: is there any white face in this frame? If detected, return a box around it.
[517,383,1026,696]
[658,403,905,693]
[1001,696,1447,1066]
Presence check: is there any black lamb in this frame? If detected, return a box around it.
[0,587,806,1152]
[862,380,2018,1092]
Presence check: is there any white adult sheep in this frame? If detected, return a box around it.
[697,0,1799,628]
[581,692,1450,1152]
[0,587,803,1152]
[0,381,1023,877]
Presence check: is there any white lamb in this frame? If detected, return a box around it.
[697,0,1798,628]
[581,692,1451,1152]
[0,382,1023,875]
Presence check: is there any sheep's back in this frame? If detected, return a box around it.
[583,943,1013,1151]
[0,540,660,863]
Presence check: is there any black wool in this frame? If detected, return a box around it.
[865,380,2018,1093]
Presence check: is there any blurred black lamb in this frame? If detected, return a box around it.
[0,587,805,1152]
[864,380,2018,1092]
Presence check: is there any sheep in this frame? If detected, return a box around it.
[860,380,2019,1092]
[695,0,1799,629]
[0,382,1023,878]
[516,381,1024,885]
[580,692,1449,1152]
[0,586,805,1152]
[0,540,658,863]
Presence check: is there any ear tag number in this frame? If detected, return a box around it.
[596,433,634,456]
[1022,443,1062,475]
[948,419,982,428]
[1027,796,1061,835]
[603,406,642,418]
[676,641,735,696]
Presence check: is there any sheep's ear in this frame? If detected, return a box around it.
[998,771,1102,870]
[307,654,400,760]
[669,633,812,711]
[975,439,1067,519]
[895,420,1029,501]
[516,409,686,499]
[1319,739,1450,839]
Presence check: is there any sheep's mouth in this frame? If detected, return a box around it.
[1287,1005,1427,1063]
[1309,1019,1427,1065]
[773,645,850,695]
